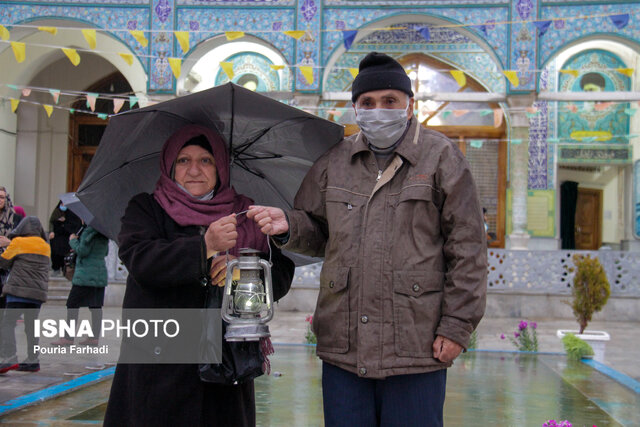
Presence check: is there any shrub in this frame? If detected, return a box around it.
[569,255,610,334]
[561,333,594,361]
[304,314,316,344]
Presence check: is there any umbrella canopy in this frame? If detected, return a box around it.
[59,192,94,225]
[76,83,343,264]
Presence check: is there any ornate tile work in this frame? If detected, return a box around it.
[322,7,509,67]
[528,67,549,190]
[434,52,506,94]
[1,4,150,70]
[176,8,296,66]
[150,0,176,91]
[179,0,294,5]
[539,4,640,66]
[295,0,321,91]
[325,0,509,5]
[509,0,537,92]
[10,0,148,3]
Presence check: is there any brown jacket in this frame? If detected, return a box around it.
[284,118,487,378]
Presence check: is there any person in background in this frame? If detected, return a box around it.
[103,124,294,427]
[13,206,26,219]
[0,216,50,373]
[48,201,82,276]
[0,186,24,309]
[51,224,108,347]
[249,52,487,426]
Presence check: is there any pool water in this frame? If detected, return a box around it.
[1,346,638,426]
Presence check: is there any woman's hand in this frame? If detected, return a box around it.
[69,234,78,241]
[205,214,238,255]
[247,206,289,236]
[209,254,237,287]
[49,232,55,240]
[0,236,10,248]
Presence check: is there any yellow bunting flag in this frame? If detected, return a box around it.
[503,70,519,88]
[493,108,503,128]
[299,66,314,84]
[559,69,579,77]
[270,64,285,71]
[225,31,245,41]
[450,70,466,87]
[11,41,25,63]
[129,30,148,47]
[220,62,234,80]
[349,68,359,78]
[168,58,182,78]
[0,25,10,41]
[10,99,19,113]
[82,29,97,49]
[283,30,306,40]
[38,26,58,36]
[615,68,634,77]
[43,104,53,118]
[175,31,190,54]
[113,98,125,114]
[119,53,134,65]
[62,48,81,66]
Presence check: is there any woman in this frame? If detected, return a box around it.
[103,125,294,426]
[48,200,82,275]
[0,216,50,373]
[51,224,109,346]
[0,186,24,307]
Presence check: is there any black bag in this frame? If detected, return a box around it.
[62,249,76,281]
[198,286,264,385]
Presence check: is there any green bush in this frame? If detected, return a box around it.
[569,254,610,334]
[561,333,594,361]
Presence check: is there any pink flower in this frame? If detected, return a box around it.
[514,332,520,338]
[518,320,528,330]
[531,322,537,329]
[305,314,313,324]
[500,333,505,339]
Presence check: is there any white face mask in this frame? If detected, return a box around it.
[355,106,409,149]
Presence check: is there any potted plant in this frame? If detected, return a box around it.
[557,254,611,362]
[561,333,594,361]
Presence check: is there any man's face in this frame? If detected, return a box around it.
[354,89,414,119]
[0,190,5,211]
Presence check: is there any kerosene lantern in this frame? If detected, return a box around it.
[221,248,274,341]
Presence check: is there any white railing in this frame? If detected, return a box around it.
[106,243,640,296]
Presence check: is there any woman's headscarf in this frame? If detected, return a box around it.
[153,125,268,254]
[0,187,16,237]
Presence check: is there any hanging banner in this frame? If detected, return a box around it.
[559,69,580,77]
[38,26,58,36]
[533,20,552,36]
[82,29,97,49]
[225,31,245,41]
[62,48,81,66]
[615,68,634,77]
[175,31,190,54]
[299,66,314,84]
[493,108,503,128]
[21,88,31,97]
[129,30,148,47]
[168,58,182,78]
[270,64,285,71]
[43,104,53,117]
[113,98,125,114]
[0,25,10,41]
[129,96,138,108]
[49,89,60,104]
[503,70,519,88]
[220,62,234,80]
[342,30,357,50]
[119,53,134,66]
[10,41,25,63]
[450,70,466,87]
[10,99,19,113]
[349,68,358,79]
[86,93,98,112]
[283,30,306,40]
[416,26,430,42]
[609,14,629,29]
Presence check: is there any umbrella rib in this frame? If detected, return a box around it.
[78,151,161,191]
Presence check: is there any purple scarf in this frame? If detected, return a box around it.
[153,125,268,255]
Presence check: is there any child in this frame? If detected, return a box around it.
[0,216,50,373]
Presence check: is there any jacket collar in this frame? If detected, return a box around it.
[350,117,422,166]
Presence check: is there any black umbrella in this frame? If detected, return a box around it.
[76,83,343,264]
[59,192,94,225]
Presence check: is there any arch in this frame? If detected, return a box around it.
[0,18,146,96]
[177,34,290,94]
[322,13,505,93]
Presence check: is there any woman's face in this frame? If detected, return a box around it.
[0,190,6,211]
[174,145,218,197]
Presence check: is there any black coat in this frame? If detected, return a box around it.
[103,193,294,427]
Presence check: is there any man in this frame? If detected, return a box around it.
[249,52,487,426]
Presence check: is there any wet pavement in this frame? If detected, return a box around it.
[0,310,638,424]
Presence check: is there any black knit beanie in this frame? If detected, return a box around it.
[351,52,414,102]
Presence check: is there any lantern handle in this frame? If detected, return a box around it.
[221,257,240,323]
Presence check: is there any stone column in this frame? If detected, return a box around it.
[507,94,535,250]
[292,94,320,114]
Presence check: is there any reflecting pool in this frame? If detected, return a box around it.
[1,347,638,426]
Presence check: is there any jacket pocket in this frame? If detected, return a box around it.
[392,270,444,357]
[313,265,350,353]
[397,184,435,204]
[325,188,365,263]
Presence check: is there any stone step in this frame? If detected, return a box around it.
[47,277,72,305]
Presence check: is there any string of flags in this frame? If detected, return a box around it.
[0,11,635,86]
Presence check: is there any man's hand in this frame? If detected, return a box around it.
[432,335,463,363]
[205,214,238,256]
[247,206,289,236]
